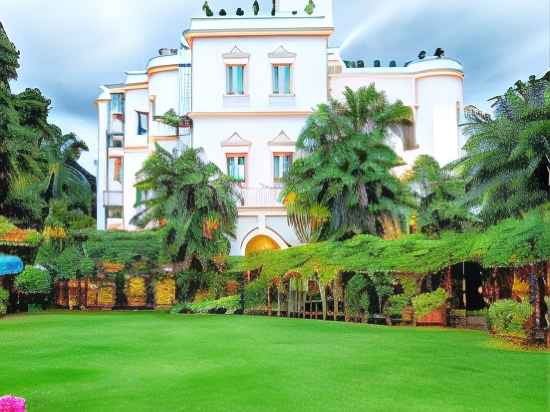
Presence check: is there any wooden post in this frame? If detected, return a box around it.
[277,289,281,317]
[445,265,453,297]
[267,286,272,317]
[318,279,327,321]
[529,264,541,331]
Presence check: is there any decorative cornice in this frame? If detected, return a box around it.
[223,46,250,59]
[221,132,252,147]
[190,111,312,118]
[147,65,179,76]
[185,28,334,45]
[268,131,296,146]
[269,45,296,59]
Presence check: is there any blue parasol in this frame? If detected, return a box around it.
[0,254,24,276]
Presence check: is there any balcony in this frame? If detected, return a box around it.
[238,187,283,208]
[103,191,123,207]
[109,116,124,135]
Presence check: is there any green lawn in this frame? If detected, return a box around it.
[1,312,548,412]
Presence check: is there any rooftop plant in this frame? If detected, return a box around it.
[202,1,213,17]
[305,0,316,15]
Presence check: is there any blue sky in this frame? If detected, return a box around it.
[2,0,549,174]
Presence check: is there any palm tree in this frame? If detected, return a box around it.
[282,85,414,239]
[43,131,92,213]
[131,145,239,271]
[406,155,475,236]
[451,73,550,224]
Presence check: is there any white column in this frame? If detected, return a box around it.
[96,99,110,231]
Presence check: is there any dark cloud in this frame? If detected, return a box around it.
[2,0,549,174]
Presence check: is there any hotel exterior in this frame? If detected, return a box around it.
[96,0,465,256]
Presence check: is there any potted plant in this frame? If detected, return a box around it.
[305,0,316,15]
[384,294,411,325]
[202,1,213,17]
[412,288,449,326]
[487,299,533,345]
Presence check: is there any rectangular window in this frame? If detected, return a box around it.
[107,207,123,219]
[272,65,291,95]
[273,154,292,181]
[226,65,245,95]
[227,155,246,182]
[137,112,149,135]
[111,94,124,114]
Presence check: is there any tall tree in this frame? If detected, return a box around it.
[406,155,475,236]
[282,85,414,239]
[451,73,550,224]
[0,22,19,89]
[0,25,45,225]
[131,145,239,271]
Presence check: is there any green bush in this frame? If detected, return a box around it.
[487,299,532,338]
[15,266,51,295]
[384,294,410,317]
[170,303,193,314]
[0,287,9,316]
[189,295,240,314]
[244,280,266,309]
[345,274,370,317]
[411,288,448,318]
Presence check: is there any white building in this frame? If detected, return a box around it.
[96,0,465,256]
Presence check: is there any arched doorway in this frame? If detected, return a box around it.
[245,235,281,256]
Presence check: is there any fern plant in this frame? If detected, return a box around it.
[450,72,550,225]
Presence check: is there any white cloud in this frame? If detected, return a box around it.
[2,0,548,173]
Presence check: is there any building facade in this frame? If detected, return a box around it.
[96,0,465,256]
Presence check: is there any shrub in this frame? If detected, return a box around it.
[170,303,193,314]
[244,280,266,309]
[190,295,240,314]
[487,299,532,338]
[345,274,370,318]
[384,294,410,317]
[15,266,51,295]
[412,288,448,318]
[0,287,9,316]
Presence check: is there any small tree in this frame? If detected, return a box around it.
[345,274,370,322]
[368,272,394,313]
[406,155,475,236]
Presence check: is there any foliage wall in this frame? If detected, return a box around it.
[35,229,165,280]
[230,206,550,283]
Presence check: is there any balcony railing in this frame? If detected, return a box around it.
[103,191,123,207]
[238,187,283,208]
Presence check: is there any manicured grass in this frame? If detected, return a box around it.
[1,312,548,412]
